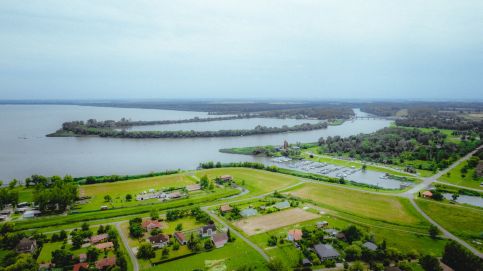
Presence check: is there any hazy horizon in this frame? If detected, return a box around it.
[1,1,482,100]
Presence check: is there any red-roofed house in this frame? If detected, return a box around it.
[90,233,108,244]
[95,242,114,250]
[73,262,89,271]
[287,229,303,241]
[142,220,163,231]
[422,191,433,198]
[95,257,116,270]
[211,232,229,248]
[174,232,187,245]
[219,204,233,213]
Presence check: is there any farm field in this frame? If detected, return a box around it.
[145,238,267,271]
[438,161,482,190]
[416,199,483,252]
[195,167,301,197]
[234,208,319,235]
[287,183,428,227]
[78,174,196,211]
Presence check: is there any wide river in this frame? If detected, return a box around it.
[0,105,390,182]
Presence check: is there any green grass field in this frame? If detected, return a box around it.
[146,238,267,271]
[438,161,482,189]
[78,174,196,211]
[416,199,483,252]
[287,183,428,227]
[195,167,301,197]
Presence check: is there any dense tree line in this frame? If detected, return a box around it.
[360,102,483,132]
[76,169,180,185]
[65,115,254,130]
[0,180,19,209]
[442,241,483,271]
[30,175,78,213]
[317,127,481,170]
[258,107,354,120]
[50,121,329,138]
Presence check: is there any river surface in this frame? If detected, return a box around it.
[442,193,483,208]
[0,105,390,181]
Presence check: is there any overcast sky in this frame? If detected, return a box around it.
[0,0,482,100]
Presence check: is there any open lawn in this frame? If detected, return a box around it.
[416,199,483,252]
[438,161,482,190]
[195,167,301,197]
[146,238,267,271]
[287,183,428,227]
[234,208,319,236]
[78,174,196,211]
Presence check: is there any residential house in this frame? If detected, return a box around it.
[219,175,233,182]
[90,233,109,244]
[240,208,257,217]
[100,206,108,211]
[211,232,229,248]
[16,237,37,253]
[73,262,89,271]
[95,242,114,250]
[335,232,346,240]
[186,184,201,192]
[219,204,233,213]
[422,191,433,198]
[168,192,182,199]
[287,229,303,242]
[362,241,378,251]
[79,253,87,263]
[200,224,217,237]
[142,220,164,231]
[302,258,312,266]
[148,234,170,248]
[174,232,187,245]
[95,257,116,270]
[316,221,329,228]
[324,229,338,237]
[23,210,41,218]
[0,215,7,221]
[314,244,340,261]
[274,201,290,210]
[17,202,30,208]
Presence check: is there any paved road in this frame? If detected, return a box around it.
[409,198,483,258]
[115,222,140,271]
[404,145,483,197]
[201,206,270,261]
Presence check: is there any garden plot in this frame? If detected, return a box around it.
[234,208,319,236]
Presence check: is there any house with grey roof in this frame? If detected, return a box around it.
[240,208,258,217]
[313,243,340,261]
[273,201,290,210]
[363,241,378,251]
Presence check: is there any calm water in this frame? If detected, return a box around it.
[0,105,390,181]
[442,193,483,208]
[122,118,319,132]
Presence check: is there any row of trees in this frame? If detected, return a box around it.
[52,121,329,138]
[32,176,78,213]
[0,181,19,209]
[317,127,481,170]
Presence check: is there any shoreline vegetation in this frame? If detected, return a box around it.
[47,118,331,138]
[220,127,482,176]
